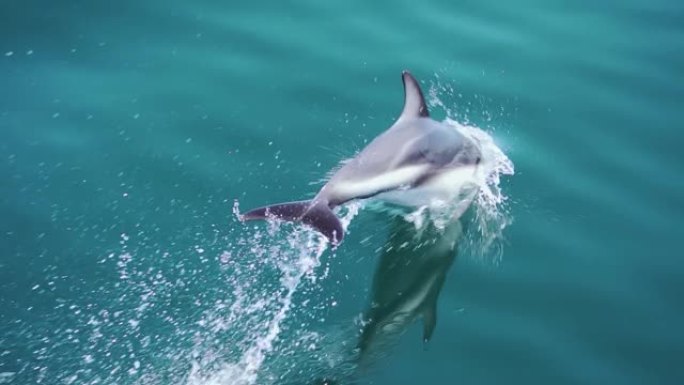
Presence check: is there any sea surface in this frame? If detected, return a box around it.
[2,0,684,384]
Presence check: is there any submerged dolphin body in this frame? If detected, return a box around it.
[302,217,462,385]
[356,216,462,364]
[242,71,482,245]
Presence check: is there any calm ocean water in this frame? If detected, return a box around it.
[2,0,684,384]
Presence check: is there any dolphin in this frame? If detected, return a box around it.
[356,216,462,364]
[241,71,482,245]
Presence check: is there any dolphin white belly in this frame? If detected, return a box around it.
[376,164,479,208]
[330,163,431,203]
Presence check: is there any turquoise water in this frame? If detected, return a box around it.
[2,0,684,384]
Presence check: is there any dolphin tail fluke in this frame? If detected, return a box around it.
[241,200,344,246]
[241,200,311,221]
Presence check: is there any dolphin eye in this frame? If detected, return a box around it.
[475,156,481,165]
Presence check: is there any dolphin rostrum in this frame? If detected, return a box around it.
[241,71,482,245]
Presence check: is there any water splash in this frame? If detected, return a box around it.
[185,230,328,385]
[183,200,363,385]
[11,199,362,385]
[449,119,514,262]
[400,118,514,262]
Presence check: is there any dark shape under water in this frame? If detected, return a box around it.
[306,215,462,384]
[355,215,462,366]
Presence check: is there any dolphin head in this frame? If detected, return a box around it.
[455,135,482,168]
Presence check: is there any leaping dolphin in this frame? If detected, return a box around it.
[241,71,482,245]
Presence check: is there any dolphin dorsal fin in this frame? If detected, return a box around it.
[400,70,429,119]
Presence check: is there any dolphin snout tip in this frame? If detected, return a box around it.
[329,234,342,249]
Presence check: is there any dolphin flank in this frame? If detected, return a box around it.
[241,70,482,245]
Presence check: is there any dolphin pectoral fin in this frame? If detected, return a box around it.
[241,200,344,246]
[401,71,429,119]
[422,300,438,344]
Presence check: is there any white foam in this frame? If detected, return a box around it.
[447,118,515,261]
[182,202,363,385]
